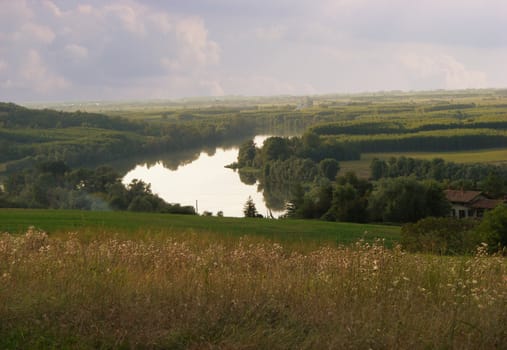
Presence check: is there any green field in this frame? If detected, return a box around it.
[340,147,507,178]
[0,209,400,246]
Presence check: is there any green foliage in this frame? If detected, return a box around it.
[237,168,258,185]
[481,171,506,198]
[340,128,507,153]
[319,158,340,181]
[0,102,257,169]
[5,90,507,174]
[263,157,319,184]
[370,158,388,180]
[368,177,450,223]
[285,173,372,222]
[243,196,259,218]
[301,131,321,149]
[237,139,257,167]
[401,217,479,255]
[259,158,319,211]
[369,156,507,192]
[260,137,292,162]
[476,204,507,253]
[0,162,195,215]
[329,172,372,222]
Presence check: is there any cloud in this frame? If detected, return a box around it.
[16,22,55,44]
[173,17,220,66]
[42,0,64,17]
[20,50,69,93]
[398,49,487,89]
[64,44,89,61]
[103,4,146,35]
[0,1,33,25]
[199,80,225,96]
[0,0,505,101]
[255,25,287,41]
[77,4,93,15]
[0,0,221,101]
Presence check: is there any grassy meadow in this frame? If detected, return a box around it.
[1,228,506,349]
[0,209,400,248]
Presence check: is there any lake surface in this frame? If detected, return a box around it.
[123,136,284,218]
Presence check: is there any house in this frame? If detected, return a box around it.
[444,190,505,219]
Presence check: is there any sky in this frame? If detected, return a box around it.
[1,0,506,102]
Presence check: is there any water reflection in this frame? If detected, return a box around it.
[109,136,256,174]
[123,135,286,218]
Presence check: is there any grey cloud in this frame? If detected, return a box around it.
[0,0,221,101]
[0,0,506,102]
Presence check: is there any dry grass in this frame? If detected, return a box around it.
[1,228,506,349]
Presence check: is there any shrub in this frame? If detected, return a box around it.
[475,204,507,253]
[401,217,479,254]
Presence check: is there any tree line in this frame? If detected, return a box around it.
[370,156,507,197]
[0,160,195,214]
[284,173,450,224]
[233,136,453,223]
[0,102,259,170]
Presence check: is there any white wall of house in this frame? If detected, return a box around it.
[450,204,475,218]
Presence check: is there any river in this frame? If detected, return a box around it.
[123,135,284,218]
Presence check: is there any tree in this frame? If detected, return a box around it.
[370,158,387,180]
[368,177,450,223]
[237,139,257,167]
[302,131,320,149]
[330,172,372,222]
[482,171,505,198]
[331,184,364,222]
[261,137,291,162]
[319,158,340,181]
[37,160,69,177]
[476,204,507,253]
[127,196,153,212]
[285,183,305,218]
[243,196,259,218]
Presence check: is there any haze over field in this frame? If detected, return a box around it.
[1,0,507,102]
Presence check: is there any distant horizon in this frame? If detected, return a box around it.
[15,87,507,106]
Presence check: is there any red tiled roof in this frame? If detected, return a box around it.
[471,198,504,209]
[444,190,482,203]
